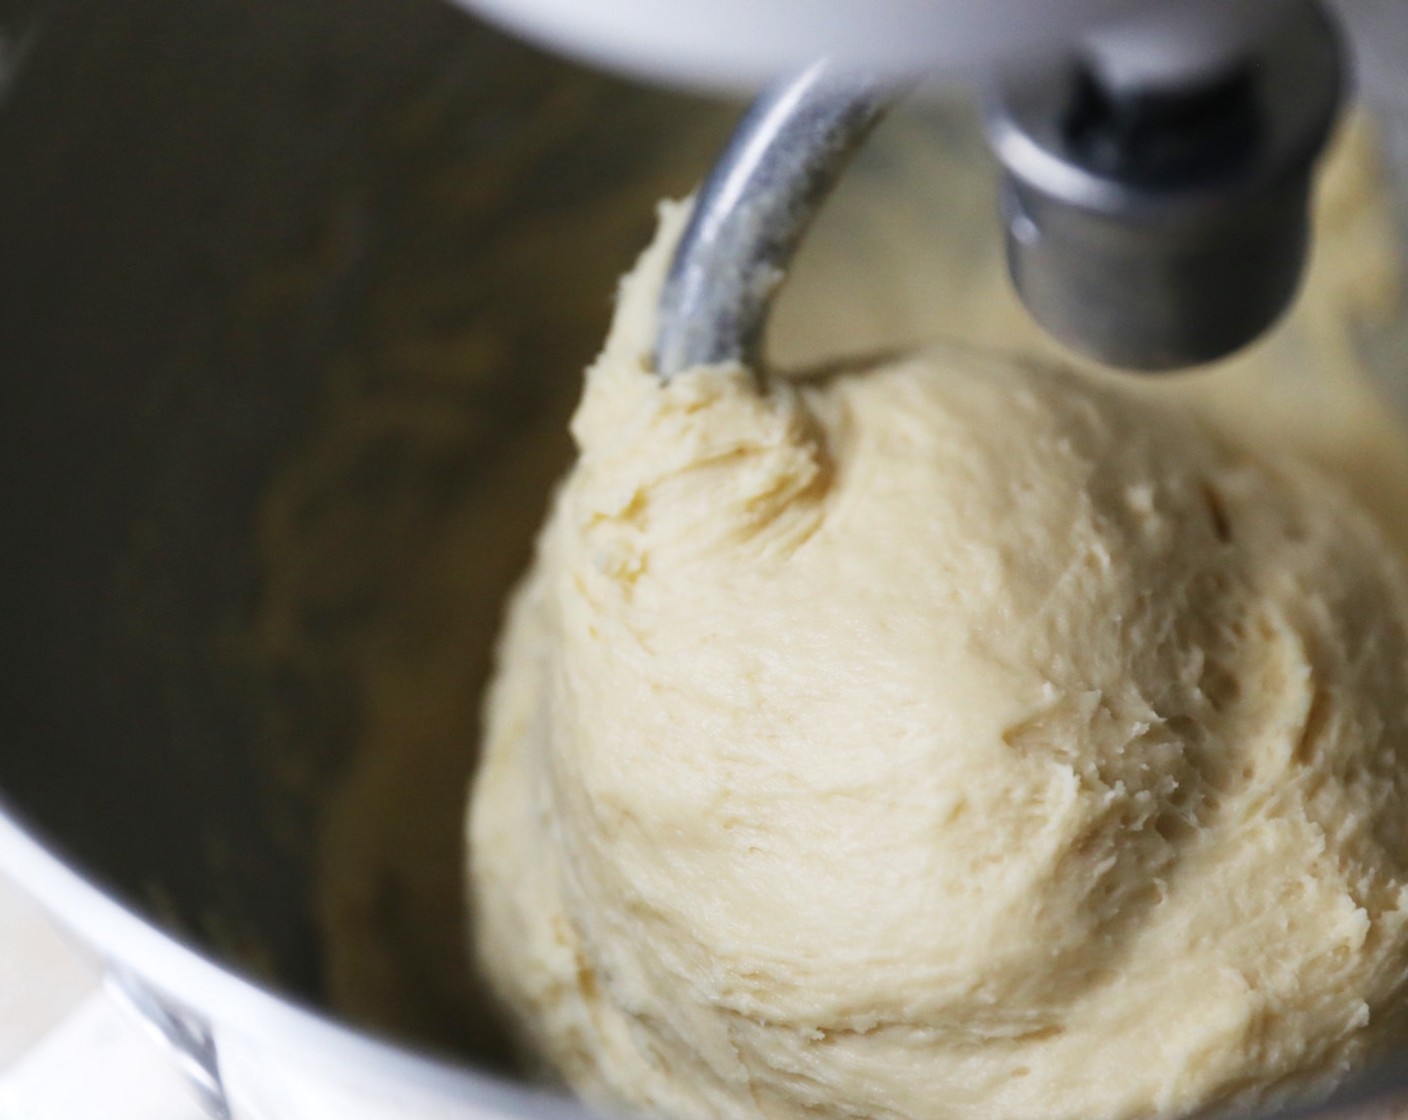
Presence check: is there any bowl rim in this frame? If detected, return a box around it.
[0,795,586,1119]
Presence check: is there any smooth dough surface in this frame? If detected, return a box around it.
[467,203,1408,1120]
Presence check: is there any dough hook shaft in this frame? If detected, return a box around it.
[655,61,897,380]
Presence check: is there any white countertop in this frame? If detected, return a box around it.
[0,872,203,1119]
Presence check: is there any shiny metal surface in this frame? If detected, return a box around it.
[987,0,1344,369]
[106,966,229,1118]
[0,0,719,990]
[656,61,895,377]
[0,0,728,1113]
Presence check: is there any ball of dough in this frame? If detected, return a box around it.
[467,204,1408,1120]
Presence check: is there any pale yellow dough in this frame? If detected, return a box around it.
[468,203,1408,1120]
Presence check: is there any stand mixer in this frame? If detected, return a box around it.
[0,2,1405,1120]
[467,0,1347,372]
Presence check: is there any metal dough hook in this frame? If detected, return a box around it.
[654,61,898,380]
[656,0,1343,377]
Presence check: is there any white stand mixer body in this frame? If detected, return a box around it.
[452,0,1288,91]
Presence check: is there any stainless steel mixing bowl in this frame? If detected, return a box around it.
[0,0,727,1113]
[0,1,1406,1118]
